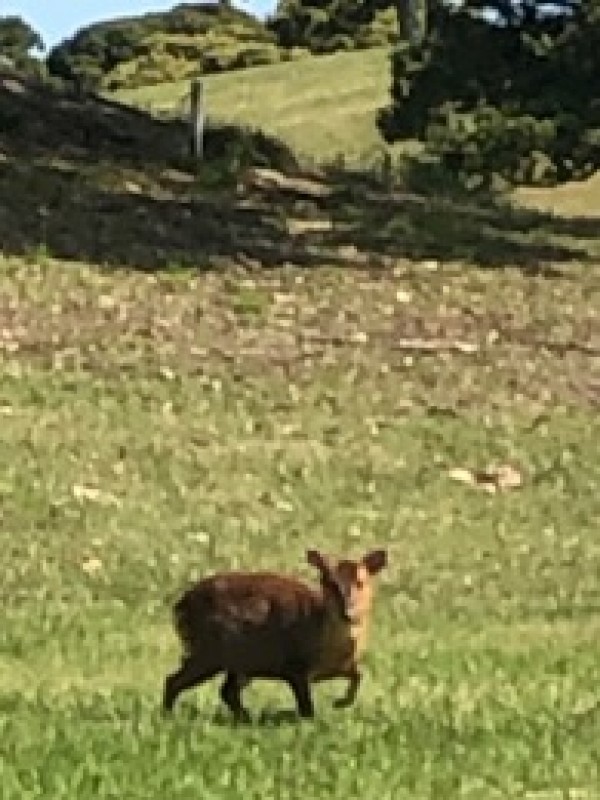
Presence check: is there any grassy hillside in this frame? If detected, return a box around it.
[115,48,397,162]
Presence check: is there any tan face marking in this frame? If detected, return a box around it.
[322,560,375,625]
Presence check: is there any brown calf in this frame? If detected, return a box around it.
[163,548,387,720]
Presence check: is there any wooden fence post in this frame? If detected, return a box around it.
[189,78,205,159]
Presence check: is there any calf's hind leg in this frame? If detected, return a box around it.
[286,673,315,719]
[220,673,251,722]
[163,656,217,712]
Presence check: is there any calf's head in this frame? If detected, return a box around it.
[307,549,387,625]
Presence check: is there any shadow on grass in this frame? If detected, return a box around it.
[212,708,304,727]
[1,72,598,273]
[166,702,305,728]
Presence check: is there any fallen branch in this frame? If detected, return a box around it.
[391,337,479,354]
[301,334,480,354]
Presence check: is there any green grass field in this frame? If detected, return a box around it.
[115,48,399,162]
[1,249,599,798]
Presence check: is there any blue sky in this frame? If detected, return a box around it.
[1,1,276,49]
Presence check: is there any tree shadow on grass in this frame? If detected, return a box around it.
[0,72,598,273]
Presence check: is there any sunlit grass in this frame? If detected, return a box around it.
[1,254,599,797]
[114,48,398,162]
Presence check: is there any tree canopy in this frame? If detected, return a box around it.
[0,15,44,74]
[268,0,399,53]
[47,3,283,92]
[379,0,600,184]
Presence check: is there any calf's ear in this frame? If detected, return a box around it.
[307,549,333,577]
[363,549,387,575]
